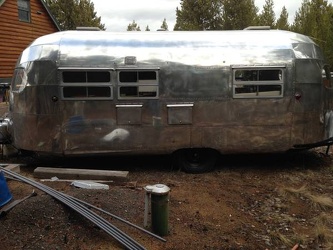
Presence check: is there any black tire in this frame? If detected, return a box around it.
[175,148,218,174]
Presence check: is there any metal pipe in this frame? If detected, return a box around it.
[68,194,166,242]
[1,167,146,250]
[24,178,141,249]
[3,173,143,247]
[5,177,143,247]
[14,176,139,249]
[30,181,141,250]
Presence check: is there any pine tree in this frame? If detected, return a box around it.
[276,6,289,30]
[160,18,169,31]
[174,0,223,30]
[222,0,259,30]
[258,0,276,28]
[291,0,312,34]
[44,0,105,30]
[127,20,141,31]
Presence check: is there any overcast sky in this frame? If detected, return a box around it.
[91,0,333,32]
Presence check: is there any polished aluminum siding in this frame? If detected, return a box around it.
[8,29,332,155]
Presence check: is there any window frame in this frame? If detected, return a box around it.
[17,0,31,23]
[232,66,285,99]
[59,68,113,100]
[117,68,160,100]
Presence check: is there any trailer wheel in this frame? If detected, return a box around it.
[175,148,218,174]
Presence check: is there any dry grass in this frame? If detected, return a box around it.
[278,185,333,248]
[269,231,302,248]
[314,212,333,225]
[311,213,333,248]
[280,185,333,210]
[308,194,333,211]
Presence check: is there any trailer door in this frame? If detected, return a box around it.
[229,66,292,152]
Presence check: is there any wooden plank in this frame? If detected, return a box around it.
[33,167,129,181]
[3,164,21,173]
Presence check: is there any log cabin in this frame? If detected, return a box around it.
[0,0,60,87]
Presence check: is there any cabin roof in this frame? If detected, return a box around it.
[39,0,61,31]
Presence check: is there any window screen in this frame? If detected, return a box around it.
[118,70,159,99]
[233,68,284,98]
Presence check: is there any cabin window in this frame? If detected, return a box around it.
[118,70,159,99]
[60,70,113,100]
[233,68,284,98]
[17,0,30,22]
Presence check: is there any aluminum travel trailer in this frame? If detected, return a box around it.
[1,27,333,173]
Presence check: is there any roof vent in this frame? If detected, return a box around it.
[76,27,101,31]
[244,26,271,30]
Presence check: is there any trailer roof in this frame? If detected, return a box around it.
[32,29,315,48]
[19,29,323,67]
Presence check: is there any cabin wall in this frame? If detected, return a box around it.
[0,0,59,83]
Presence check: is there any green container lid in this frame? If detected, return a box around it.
[147,184,170,195]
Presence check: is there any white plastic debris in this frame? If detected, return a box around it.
[71,180,109,190]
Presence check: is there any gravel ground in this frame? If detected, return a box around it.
[0,150,333,249]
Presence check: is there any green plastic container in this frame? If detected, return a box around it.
[150,184,170,236]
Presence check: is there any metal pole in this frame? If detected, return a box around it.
[69,194,166,242]
[1,167,146,250]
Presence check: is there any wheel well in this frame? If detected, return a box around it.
[172,148,219,174]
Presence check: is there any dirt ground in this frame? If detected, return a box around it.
[0,148,333,250]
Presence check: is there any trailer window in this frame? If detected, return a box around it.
[63,86,111,98]
[63,71,110,83]
[60,70,113,100]
[233,68,284,98]
[118,70,158,99]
